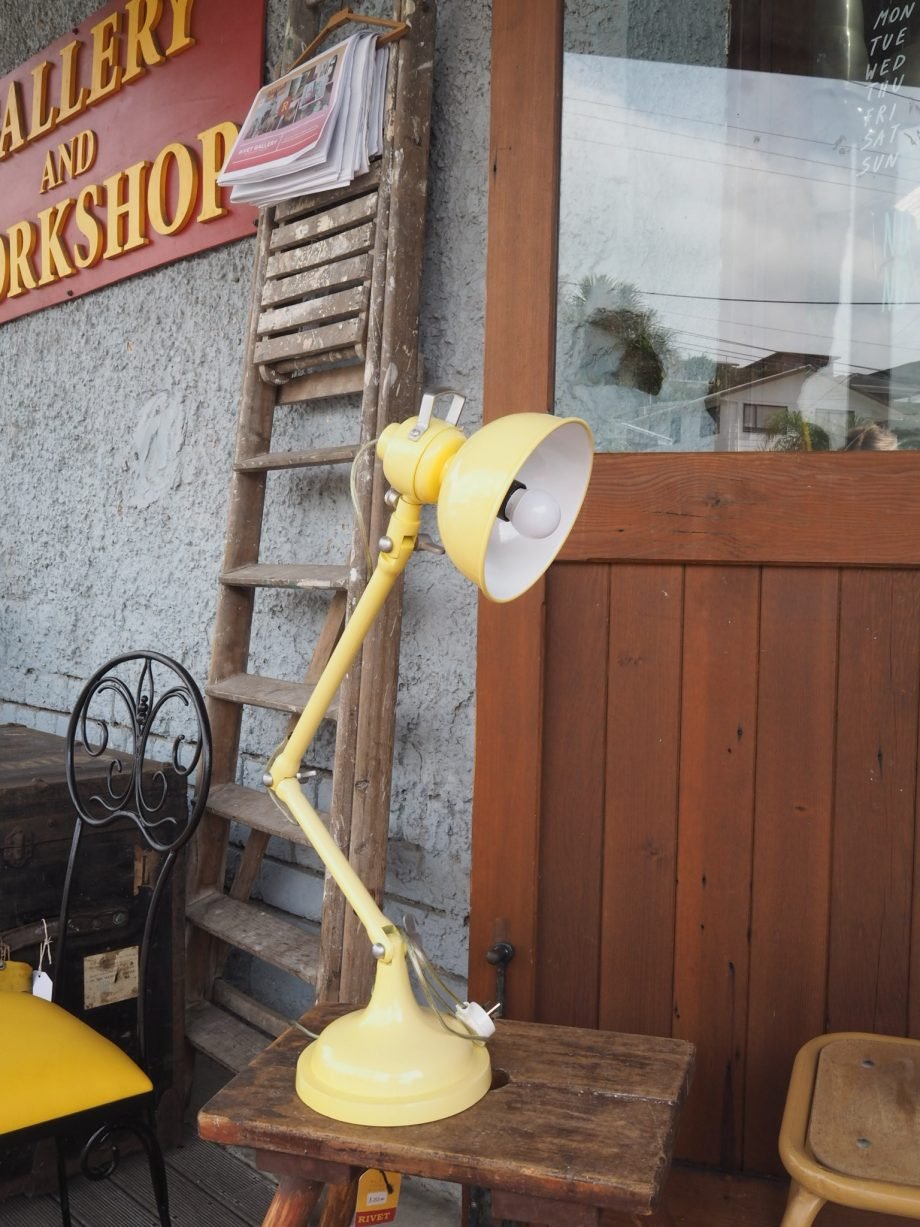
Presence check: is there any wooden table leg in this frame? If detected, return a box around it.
[262,1176,324,1227]
[317,1174,360,1227]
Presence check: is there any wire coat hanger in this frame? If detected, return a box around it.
[290,8,409,71]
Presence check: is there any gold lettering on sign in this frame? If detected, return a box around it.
[36,198,76,285]
[196,120,237,222]
[39,129,98,193]
[0,80,26,158]
[0,0,198,162]
[87,11,124,105]
[73,184,105,269]
[28,62,58,141]
[7,220,38,297]
[0,120,238,300]
[103,159,151,257]
[164,0,197,56]
[57,39,90,124]
[123,0,167,84]
[147,141,198,234]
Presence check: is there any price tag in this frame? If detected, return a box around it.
[352,1170,401,1226]
[32,970,53,999]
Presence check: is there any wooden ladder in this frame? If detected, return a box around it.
[185,0,435,1073]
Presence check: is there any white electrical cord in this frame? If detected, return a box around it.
[401,924,496,1041]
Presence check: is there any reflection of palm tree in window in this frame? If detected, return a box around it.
[567,275,675,395]
[762,408,831,451]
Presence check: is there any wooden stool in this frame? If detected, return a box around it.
[779,1032,920,1225]
[198,1003,694,1226]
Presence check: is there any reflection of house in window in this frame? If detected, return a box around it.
[704,352,895,452]
[743,403,787,434]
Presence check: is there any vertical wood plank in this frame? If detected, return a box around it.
[599,564,683,1039]
[469,0,564,1016]
[672,566,760,1169]
[828,570,920,1036]
[535,564,610,1027]
[744,568,839,1175]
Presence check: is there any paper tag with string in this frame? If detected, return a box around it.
[31,919,53,1000]
[351,1170,401,1226]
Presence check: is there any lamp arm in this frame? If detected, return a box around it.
[264,497,422,962]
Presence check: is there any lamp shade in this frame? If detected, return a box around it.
[437,414,593,602]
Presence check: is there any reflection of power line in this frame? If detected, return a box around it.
[566,90,920,159]
[565,104,916,187]
[665,306,920,354]
[670,328,890,372]
[564,133,902,197]
[558,278,920,306]
[645,291,920,305]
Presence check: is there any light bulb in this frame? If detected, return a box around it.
[504,485,562,539]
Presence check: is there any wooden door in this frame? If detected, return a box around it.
[469,0,920,1176]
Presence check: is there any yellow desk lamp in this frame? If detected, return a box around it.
[263,389,593,1126]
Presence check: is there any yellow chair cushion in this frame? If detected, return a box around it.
[0,961,33,993]
[0,992,153,1134]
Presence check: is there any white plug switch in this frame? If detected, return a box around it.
[454,1000,496,1038]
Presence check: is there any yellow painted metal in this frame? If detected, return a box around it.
[296,936,492,1126]
[266,498,422,964]
[436,413,591,598]
[265,406,592,1123]
[376,416,465,504]
[0,960,32,992]
[779,1031,920,1223]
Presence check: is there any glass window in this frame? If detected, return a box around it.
[556,1,920,453]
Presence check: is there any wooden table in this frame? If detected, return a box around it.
[198,1004,694,1227]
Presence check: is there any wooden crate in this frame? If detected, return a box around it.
[0,724,187,1195]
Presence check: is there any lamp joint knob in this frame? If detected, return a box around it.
[371,942,387,960]
[384,488,400,508]
[378,535,394,553]
[261,772,274,787]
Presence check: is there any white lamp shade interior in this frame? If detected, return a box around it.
[483,420,593,601]
[437,414,593,603]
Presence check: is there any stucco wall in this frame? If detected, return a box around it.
[0,0,490,1015]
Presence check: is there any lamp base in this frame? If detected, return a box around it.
[296,941,493,1126]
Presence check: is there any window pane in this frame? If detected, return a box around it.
[556,1,920,453]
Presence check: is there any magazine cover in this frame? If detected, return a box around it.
[220,39,353,179]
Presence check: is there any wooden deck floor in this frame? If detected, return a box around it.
[7,1147,909,1227]
[1,1062,906,1227]
[1,1129,274,1227]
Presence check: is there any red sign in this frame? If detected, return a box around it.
[0,0,265,323]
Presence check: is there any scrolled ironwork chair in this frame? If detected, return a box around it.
[0,652,211,1227]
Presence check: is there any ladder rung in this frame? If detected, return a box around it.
[270,192,378,253]
[186,892,320,983]
[265,223,374,281]
[236,444,361,471]
[207,781,318,847]
[277,366,365,404]
[258,284,368,337]
[185,1000,272,1073]
[212,977,289,1039]
[261,252,372,310]
[274,165,381,222]
[207,673,337,719]
[221,564,349,591]
[253,314,366,366]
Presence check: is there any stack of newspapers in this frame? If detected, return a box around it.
[218,32,387,206]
